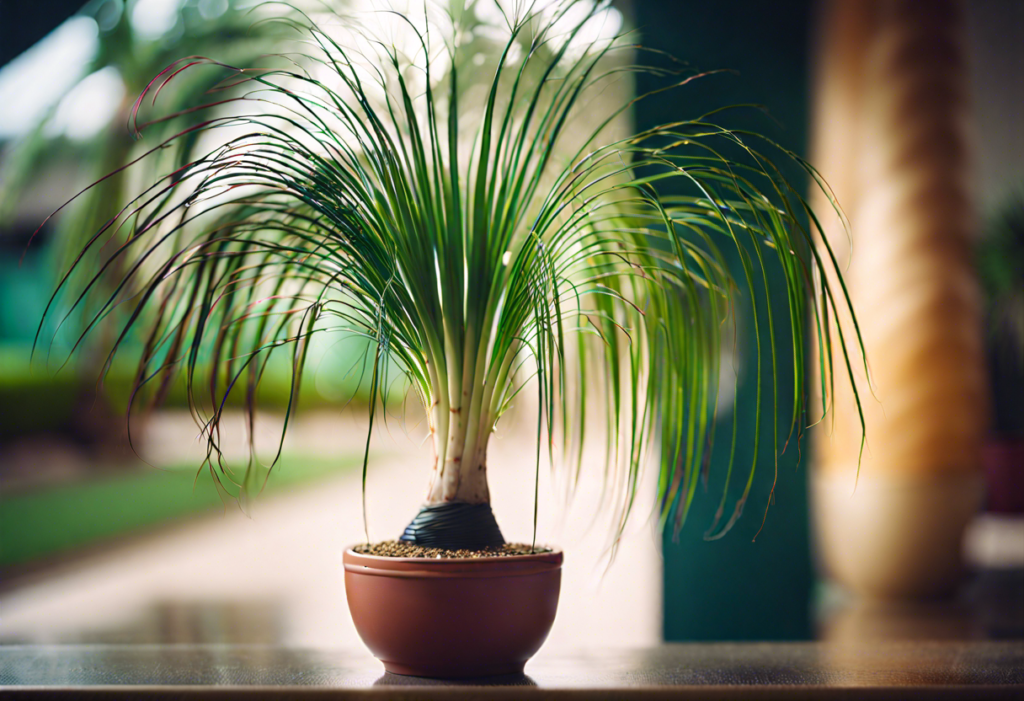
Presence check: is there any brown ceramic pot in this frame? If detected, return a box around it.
[343,546,563,678]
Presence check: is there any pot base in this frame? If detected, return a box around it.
[382,661,526,678]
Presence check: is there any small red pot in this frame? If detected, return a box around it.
[984,439,1024,513]
[343,546,563,678]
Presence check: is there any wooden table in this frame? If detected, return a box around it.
[1,642,1022,698]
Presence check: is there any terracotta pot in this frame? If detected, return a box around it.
[343,547,563,678]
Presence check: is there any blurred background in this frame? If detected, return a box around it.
[0,0,1021,651]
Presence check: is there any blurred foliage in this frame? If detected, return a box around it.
[0,0,382,431]
[0,344,380,439]
[1,0,292,324]
[1,0,289,213]
[978,187,1024,437]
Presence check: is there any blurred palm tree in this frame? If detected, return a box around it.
[0,0,293,452]
[2,0,291,308]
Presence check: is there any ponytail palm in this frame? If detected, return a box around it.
[38,0,865,550]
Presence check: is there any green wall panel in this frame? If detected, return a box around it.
[632,0,816,641]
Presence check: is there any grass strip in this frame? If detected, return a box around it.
[0,453,359,568]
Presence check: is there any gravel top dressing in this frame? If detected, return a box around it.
[354,541,552,559]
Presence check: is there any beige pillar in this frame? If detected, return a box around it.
[810,0,987,599]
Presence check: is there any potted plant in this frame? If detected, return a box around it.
[978,189,1024,515]
[36,0,863,678]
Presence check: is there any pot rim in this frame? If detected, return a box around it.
[343,545,563,578]
[344,544,563,564]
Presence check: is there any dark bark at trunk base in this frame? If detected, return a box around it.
[399,503,505,550]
